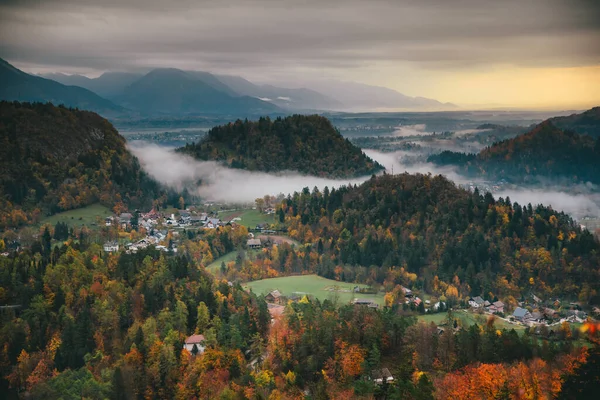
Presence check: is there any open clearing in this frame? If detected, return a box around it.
[39,204,112,229]
[257,235,299,246]
[206,249,261,273]
[243,274,385,305]
[218,209,275,228]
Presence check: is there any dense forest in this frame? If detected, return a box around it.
[427,120,600,185]
[0,101,162,229]
[178,115,384,178]
[549,106,600,138]
[271,173,600,303]
[1,222,598,399]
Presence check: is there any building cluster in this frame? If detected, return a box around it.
[468,293,591,327]
[103,208,228,254]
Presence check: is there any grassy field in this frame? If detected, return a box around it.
[243,274,385,306]
[218,209,275,228]
[206,249,261,273]
[39,204,112,229]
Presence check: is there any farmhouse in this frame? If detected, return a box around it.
[353,298,379,309]
[512,307,531,322]
[266,290,283,304]
[488,301,505,314]
[183,334,205,355]
[247,238,262,249]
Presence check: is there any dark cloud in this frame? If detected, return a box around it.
[0,0,599,75]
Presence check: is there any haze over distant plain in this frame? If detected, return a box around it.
[1,0,599,109]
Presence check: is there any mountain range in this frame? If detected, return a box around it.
[0,58,123,115]
[1,57,457,116]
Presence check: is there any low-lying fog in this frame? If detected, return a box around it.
[130,143,600,221]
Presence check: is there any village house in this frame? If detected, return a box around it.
[205,218,222,229]
[433,301,446,312]
[266,290,283,304]
[183,334,206,355]
[542,308,559,320]
[401,286,413,298]
[119,212,133,229]
[370,368,394,385]
[530,311,545,324]
[103,241,119,252]
[247,238,262,249]
[488,301,505,314]
[469,296,485,308]
[566,309,588,321]
[512,307,532,322]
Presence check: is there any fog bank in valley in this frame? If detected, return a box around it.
[129,143,367,202]
[130,143,599,221]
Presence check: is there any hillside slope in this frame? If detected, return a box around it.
[114,68,279,115]
[0,101,160,228]
[178,114,384,178]
[0,59,123,115]
[549,106,600,137]
[428,112,600,185]
[282,173,600,300]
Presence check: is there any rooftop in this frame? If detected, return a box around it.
[185,334,205,344]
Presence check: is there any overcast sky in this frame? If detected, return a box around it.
[1,0,599,108]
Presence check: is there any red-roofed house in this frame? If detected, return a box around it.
[183,334,206,354]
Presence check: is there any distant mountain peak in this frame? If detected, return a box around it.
[0,58,124,115]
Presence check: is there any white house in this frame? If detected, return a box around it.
[183,334,206,354]
[103,241,119,252]
[371,368,394,384]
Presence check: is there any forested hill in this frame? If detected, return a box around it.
[428,120,600,185]
[283,173,600,301]
[178,114,384,178]
[549,106,600,137]
[0,101,161,229]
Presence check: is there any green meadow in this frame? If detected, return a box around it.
[243,274,385,306]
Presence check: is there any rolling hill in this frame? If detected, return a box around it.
[0,59,124,115]
[0,101,161,229]
[548,106,600,137]
[428,107,600,185]
[178,114,384,178]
